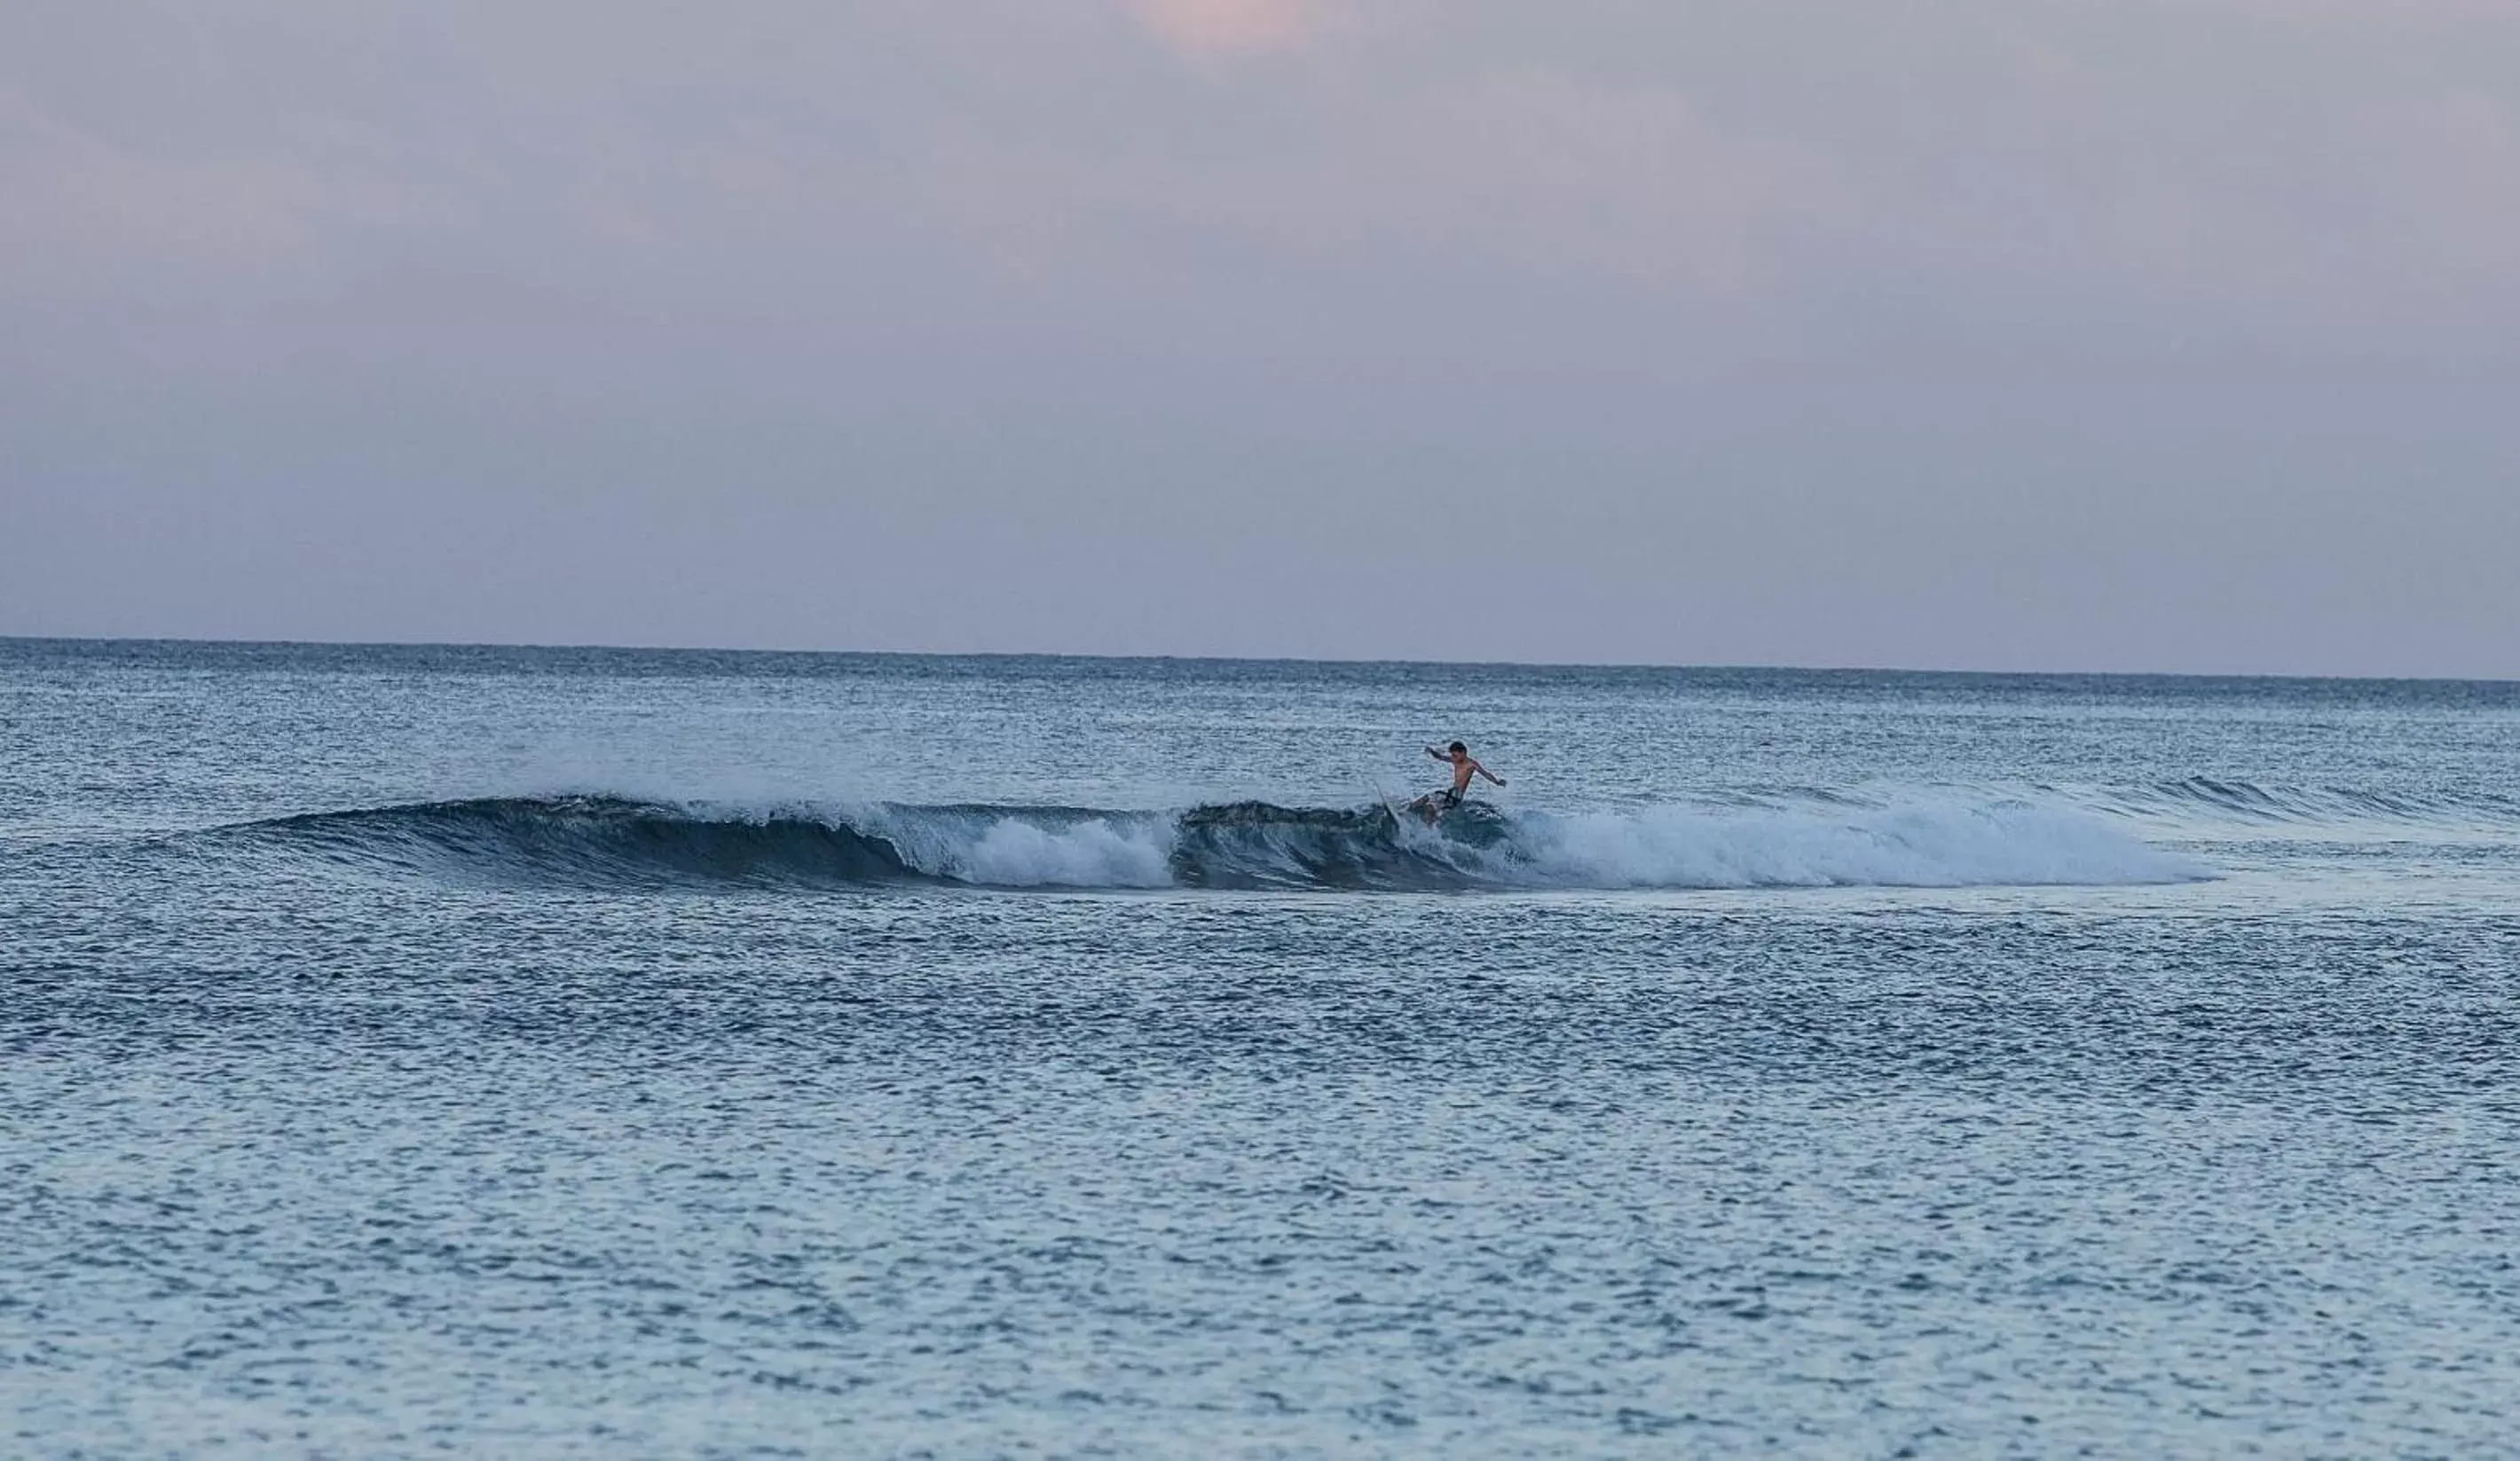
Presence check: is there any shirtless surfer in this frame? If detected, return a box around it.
[1418,741,1505,815]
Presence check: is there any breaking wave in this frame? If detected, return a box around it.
[209,793,2206,892]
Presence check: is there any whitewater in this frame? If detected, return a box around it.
[9,640,2518,1457]
[224,790,2205,891]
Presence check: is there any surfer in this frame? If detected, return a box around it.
[1421,741,1506,814]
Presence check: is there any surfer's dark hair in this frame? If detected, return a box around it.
[1448,741,1467,754]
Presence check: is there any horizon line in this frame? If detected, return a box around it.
[5,632,2514,689]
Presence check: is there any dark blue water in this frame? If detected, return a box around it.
[5,639,2516,1455]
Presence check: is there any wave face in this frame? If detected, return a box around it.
[216,794,2206,893]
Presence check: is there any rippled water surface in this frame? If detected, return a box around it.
[5,640,2517,1456]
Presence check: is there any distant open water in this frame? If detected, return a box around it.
[4,639,2516,1456]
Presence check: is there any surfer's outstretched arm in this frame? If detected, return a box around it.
[1427,746,1449,762]
[1477,763,1507,787]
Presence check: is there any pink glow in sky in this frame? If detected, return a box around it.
[1127,0,1322,58]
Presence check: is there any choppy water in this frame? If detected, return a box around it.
[4,639,2516,1456]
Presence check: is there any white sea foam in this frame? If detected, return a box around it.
[946,816,1177,888]
[1503,801,2204,890]
[849,794,2205,891]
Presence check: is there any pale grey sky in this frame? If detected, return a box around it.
[4,0,2516,674]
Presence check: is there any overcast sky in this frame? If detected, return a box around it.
[4,0,2516,674]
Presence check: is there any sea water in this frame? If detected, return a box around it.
[4,640,2516,1456]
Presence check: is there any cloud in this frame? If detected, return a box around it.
[5,0,2518,360]
[0,87,313,277]
[5,0,2519,671]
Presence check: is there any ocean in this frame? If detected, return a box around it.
[4,638,2516,1456]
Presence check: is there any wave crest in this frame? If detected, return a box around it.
[212,794,2205,893]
